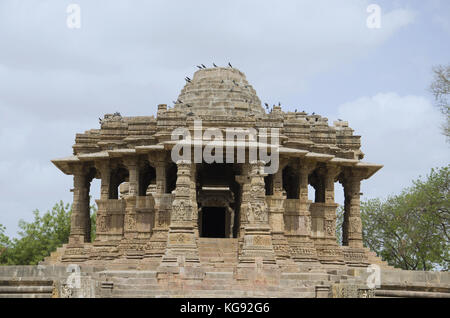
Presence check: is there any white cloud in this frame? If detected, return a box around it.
[335,92,449,202]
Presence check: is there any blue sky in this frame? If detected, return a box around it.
[0,0,448,237]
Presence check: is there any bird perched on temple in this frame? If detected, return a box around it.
[98,118,103,125]
[278,102,281,106]
[196,65,202,69]
[295,109,298,112]
[185,77,191,83]
[228,62,233,68]
[312,112,316,115]
[265,103,269,109]
[201,64,206,69]
[213,63,218,68]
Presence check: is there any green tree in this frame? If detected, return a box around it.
[0,200,98,265]
[1,201,72,265]
[360,166,449,271]
[430,64,450,140]
[336,205,344,245]
[0,224,13,264]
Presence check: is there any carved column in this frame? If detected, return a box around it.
[339,167,370,266]
[124,157,139,197]
[144,152,170,262]
[63,164,91,263]
[323,164,341,244]
[310,164,344,264]
[115,157,140,258]
[236,163,251,239]
[93,161,110,246]
[153,159,168,227]
[238,161,276,266]
[190,163,199,238]
[161,160,199,266]
[267,159,291,262]
[122,158,138,237]
[96,160,110,200]
[285,159,319,263]
[342,168,365,249]
[68,165,89,246]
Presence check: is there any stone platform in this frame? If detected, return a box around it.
[0,264,449,298]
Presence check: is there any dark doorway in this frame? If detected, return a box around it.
[201,207,226,238]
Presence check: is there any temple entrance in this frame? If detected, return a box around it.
[196,163,241,238]
[201,207,226,238]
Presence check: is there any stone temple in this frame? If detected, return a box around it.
[1,67,448,298]
[51,66,382,267]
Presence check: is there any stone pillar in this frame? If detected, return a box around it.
[93,160,110,246]
[285,159,318,263]
[310,164,344,264]
[325,165,340,204]
[112,157,142,259]
[152,159,168,227]
[323,164,341,243]
[342,169,365,249]
[122,159,138,237]
[273,161,284,194]
[236,163,251,239]
[155,160,167,194]
[123,157,139,197]
[238,161,276,266]
[144,153,170,263]
[96,160,110,200]
[161,160,200,266]
[68,164,90,246]
[267,163,291,262]
[190,163,199,238]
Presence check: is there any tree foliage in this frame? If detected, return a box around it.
[430,64,450,139]
[0,201,97,265]
[360,166,449,271]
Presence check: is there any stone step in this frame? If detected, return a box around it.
[109,289,315,298]
[108,278,158,284]
[0,286,54,293]
[0,293,53,298]
[0,280,53,286]
[113,284,162,291]
[98,270,157,279]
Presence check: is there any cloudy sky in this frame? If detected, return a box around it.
[0,0,448,237]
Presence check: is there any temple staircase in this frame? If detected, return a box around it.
[197,238,239,271]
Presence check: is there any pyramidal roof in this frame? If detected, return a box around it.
[174,67,265,116]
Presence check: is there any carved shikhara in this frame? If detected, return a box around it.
[49,66,385,281]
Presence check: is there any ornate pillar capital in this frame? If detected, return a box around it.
[299,159,317,175]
